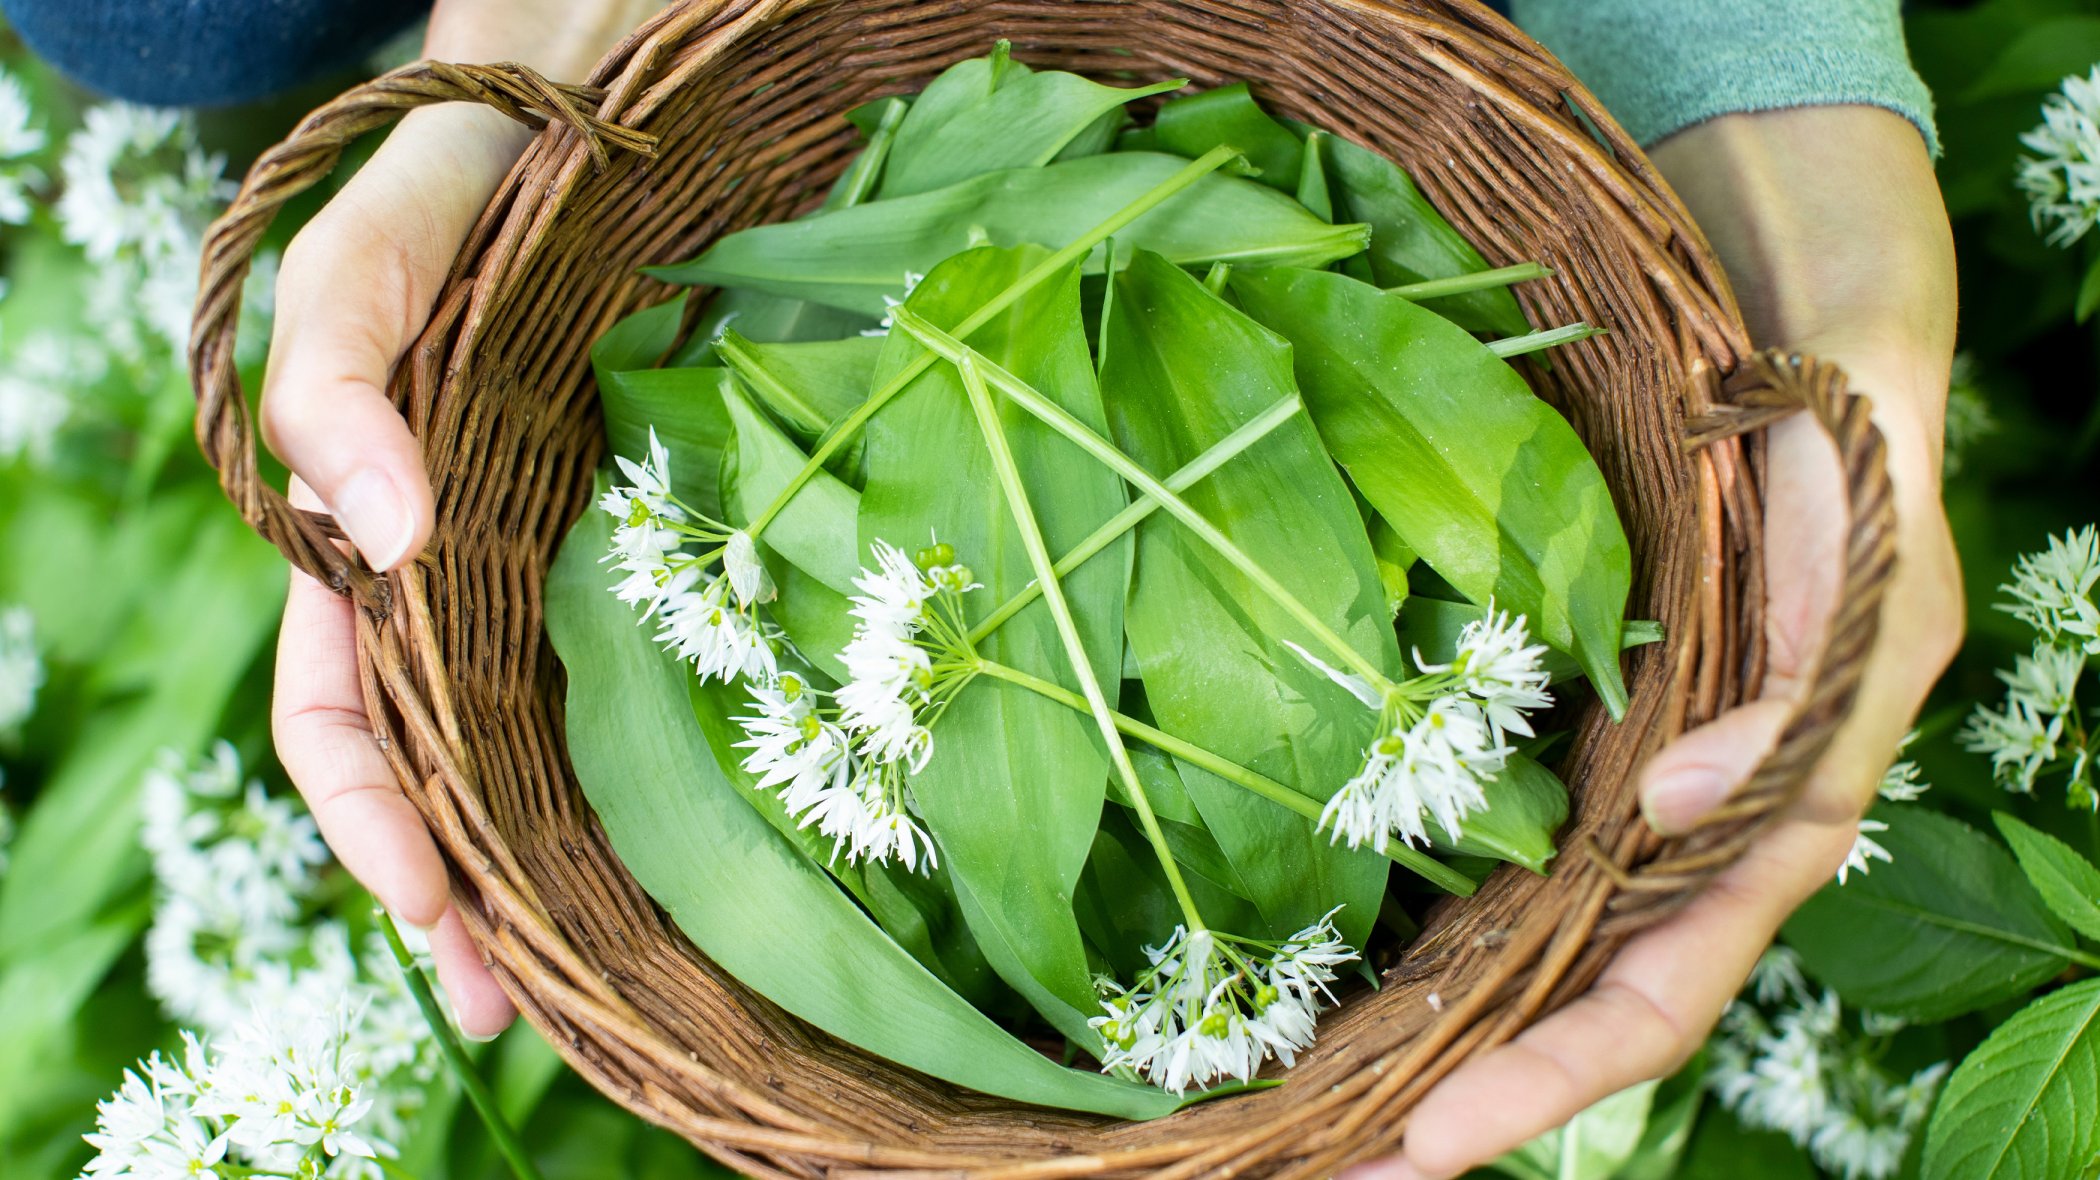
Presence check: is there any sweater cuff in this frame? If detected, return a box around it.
[1509,1,1941,157]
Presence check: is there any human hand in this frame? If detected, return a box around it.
[1346,105,1962,1178]
[265,0,659,1037]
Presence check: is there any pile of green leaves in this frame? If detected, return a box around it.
[547,44,1638,1112]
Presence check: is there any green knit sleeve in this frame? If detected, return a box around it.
[1508,0,1939,156]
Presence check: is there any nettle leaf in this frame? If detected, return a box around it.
[1923,978,2100,1180]
[651,153,1369,317]
[545,507,1176,1119]
[1150,82,1306,193]
[1100,249,1394,947]
[1427,753,1567,876]
[1995,812,2100,942]
[858,245,1127,1047]
[878,52,1183,198]
[1315,131,1530,337]
[599,366,734,523]
[1785,808,2076,1022]
[1232,267,1633,716]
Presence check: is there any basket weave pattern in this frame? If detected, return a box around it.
[189,2,1895,1175]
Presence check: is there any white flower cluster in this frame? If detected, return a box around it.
[1708,949,1947,1180]
[1090,911,1357,1095]
[57,103,235,358]
[1960,527,2096,803]
[860,269,927,337]
[0,604,42,737]
[0,328,97,466]
[2017,66,2100,247]
[734,539,979,872]
[134,744,436,1157]
[0,66,47,226]
[82,1005,382,1180]
[599,430,779,684]
[1298,604,1552,851]
[1838,737,1932,885]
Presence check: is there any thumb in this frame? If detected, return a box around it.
[259,104,528,571]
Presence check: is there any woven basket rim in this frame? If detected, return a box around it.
[186,2,1896,1175]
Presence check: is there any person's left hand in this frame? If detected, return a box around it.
[1345,105,1960,1179]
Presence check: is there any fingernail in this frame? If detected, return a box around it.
[450,998,501,1043]
[1643,767,1732,835]
[333,468,415,570]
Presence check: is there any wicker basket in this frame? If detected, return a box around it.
[188,1,1895,1175]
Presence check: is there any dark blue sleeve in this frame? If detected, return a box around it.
[2,0,432,107]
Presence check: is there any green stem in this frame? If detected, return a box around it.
[957,357,1207,929]
[1385,262,1553,302]
[1487,322,1605,360]
[832,96,906,209]
[891,305,1393,691]
[376,910,546,1180]
[744,145,1243,538]
[966,392,1303,645]
[975,660,1478,897]
[715,333,832,434]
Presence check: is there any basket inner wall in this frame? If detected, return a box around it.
[391,0,1756,1170]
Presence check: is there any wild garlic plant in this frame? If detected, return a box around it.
[1707,948,1948,1180]
[1959,525,2098,806]
[590,141,1590,1094]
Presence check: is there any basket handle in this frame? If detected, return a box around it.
[188,60,656,613]
[1598,349,1899,928]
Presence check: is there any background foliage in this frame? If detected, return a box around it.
[1,0,2096,1175]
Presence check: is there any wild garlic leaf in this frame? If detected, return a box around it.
[1315,130,1530,337]
[1232,267,1633,716]
[719,383,859,677]
[1785,807,2076,1022]
[1150,82,1307,192]
[1922,978,2100,1180]
[1426,754,1568,876]
[858,245,1127,1048]
[545,507,1177,1119]
[650,152,1370,316]
[1101,249,1396,947]
[1077,809,1264,982]
[1994,812,2100,943]
[598,366,734,524]
[878,54,1183,198]
[715,331,882,439]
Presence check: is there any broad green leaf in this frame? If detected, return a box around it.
[673,289,876,367]
[651,153,1370,317]
[1055,106,1130,162]
[599,366,734,523]
[1964,16,2100,99]
[1150,83,1306,192]
[590,293,686,384]
[858,246,1126,1046]
[1101,250,1394,947]
[686,674,998,1004]
[0,913,140,1137]
[1923,978,2100,1180]
[719,384,859,677]
[715,332,882,438]
[1995,812,2100,942]
[1124,737,1202,827]
[1427,754,1567,876]
[1296,130,1335,223]
[1784,808,2075,1022]
[1077,809,1263,982]
[1315,130,1529,336]
[1365,510,1413,617]
[544,508,1176,1118]
[1676,1104,1816,1179]
[1232,267,1633,715]
[879,53,1182,197]
[1493,1079,1658,1180]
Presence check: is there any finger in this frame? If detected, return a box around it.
[431,905,518,1039]
[1640,697,1795,834]
[1362,816,1856,1180]
[260,105,526,572]
[273,486,450,929]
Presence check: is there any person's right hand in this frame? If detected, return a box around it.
[264,0,660,1036]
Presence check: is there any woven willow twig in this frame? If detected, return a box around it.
[189,2,1893,1176]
